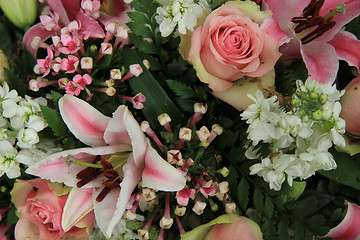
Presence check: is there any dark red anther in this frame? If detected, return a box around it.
[76,169,102,188]
[102,181,120,189]
[294,16,323,33]
[96,186,111,202]
[103,169,119,181]
[101,158,113,170]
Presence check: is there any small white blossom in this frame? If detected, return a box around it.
[155,0,209,37]
[16,128,40,148]
[0,82,21,118]
[0,140,21,178]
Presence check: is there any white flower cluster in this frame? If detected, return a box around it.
[89,220,141,240]
[241,77,346,191]
[155,0,210,37]
[0,82,48,178]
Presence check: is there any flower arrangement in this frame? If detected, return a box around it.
[1,0,360,239]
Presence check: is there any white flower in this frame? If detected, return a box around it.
[16,127,40,148]
[241,90,283,145]
[155,0,207,37]
[0,82,21,118]
[0,140,21,178]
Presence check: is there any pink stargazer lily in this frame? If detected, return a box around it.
[263,0,360,84]
[26,94,186,238]
[324,201,360,240]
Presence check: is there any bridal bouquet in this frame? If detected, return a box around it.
[1,0,360,239]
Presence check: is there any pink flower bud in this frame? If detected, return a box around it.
[340,76,360,136]
[204,215,263,240]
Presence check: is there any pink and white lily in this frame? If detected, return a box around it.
[26,94,186,238]
[263,0,360,84]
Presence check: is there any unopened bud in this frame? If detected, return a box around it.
[105,87,116,96]
[175,205,186,216]
[58,78,69,88]
[225,202,236,214]
[29,79,40,91]
[167,150,182,164]
[140,121,150,132]
[217,167,230,177]
[158,113,171,126]
[80,57,93,69]
[312,110,322,120]
[218,181,229,194]
[192,201,206,215]
[196,126,210,142]
[179,127,192,141]
[142,60,150,69]
[319,93,328,104]
[160,216,174,229]
[194,103,207,113]
[129,64,143,77]
[212,124,223,135]
[123,210,137,221]
[142,188,156,201]
[110,69,122,80]
[100,43,113,55]
[137,229,149,240]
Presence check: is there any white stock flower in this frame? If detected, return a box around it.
[0,140,21,178]
[0,82,21,118]
[16,128,40,148]
[241,90,282,145]
[155,0,207,37]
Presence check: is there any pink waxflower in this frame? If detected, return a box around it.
[59,33,81,54]
[73,73,92,87]
[40,11,61,32]
[26,95,186,238]
[23,0,132,57]
[262,0,360,84]
[65,81,83,96]
[61,55,79,73]
[176,187,196,206]
[37,48,56,77]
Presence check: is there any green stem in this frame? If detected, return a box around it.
[73,160,103,169]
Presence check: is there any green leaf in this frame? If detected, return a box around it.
[40,106,67,137]
[277,218,289,240]
[237,176,249,211]
[129,34,157,54]
[127,11,149,24]
[0,21,12,56]
[319,148,360,191]
[127,22,154,38]
[123,47,181,131]
[174,97,195,112]
[215,130,239,148]
[253,188,264,214]
[166,79,197,98]
[262,217,276,240]
[264,197,274,219]
[6,206,19,225]
[51,90,63,109]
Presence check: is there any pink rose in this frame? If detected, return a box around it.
[183,0,287,91]
[11,178,95,240]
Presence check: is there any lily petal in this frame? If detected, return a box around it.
[26,144,131,187]
[62,187,94,232]
[59,94,111,147]
[46,0,72,25]
[142,144,186,191]
[98,155,142,238]
[301,42,339,84]
[324,201,360,240]
[22,23,55,57]
[328,30,360,71]
[76,9,105,39]
[316,0,360,43]
[93,187,121,239]
[103,106,132,146]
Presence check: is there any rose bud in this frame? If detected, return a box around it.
[340,76,360,136]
